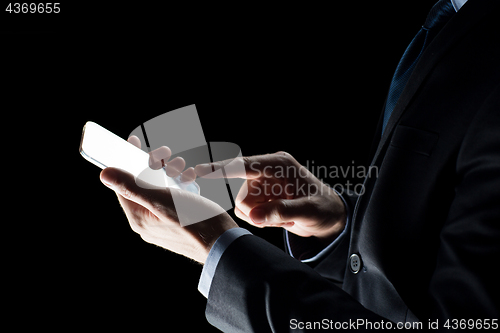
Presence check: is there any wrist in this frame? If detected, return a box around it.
[314,190,347,244]
[185,212,238,263]
[315,217,346,246]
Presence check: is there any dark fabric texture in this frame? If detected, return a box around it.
[206,0,500,331]
[382,0,456,132]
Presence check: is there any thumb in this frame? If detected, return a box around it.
[249,197,315,225]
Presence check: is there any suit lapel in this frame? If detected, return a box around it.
[371,0,494,167]
[351,0,496,225]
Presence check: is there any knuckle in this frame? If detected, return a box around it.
[273,199,289,221]
[242,156,252,169]
[275,151,290,157]
[115,179,133,199]
[275,151,291,160]
[241,156,258,177]
[274,151,296,166]
[121,186,132,199]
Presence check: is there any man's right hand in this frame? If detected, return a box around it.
[195,152,347,243]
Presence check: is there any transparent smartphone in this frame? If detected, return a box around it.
[79,121,200,194]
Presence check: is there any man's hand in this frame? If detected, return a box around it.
[100,167,237,263]
[195,152,346,244]
[99,137,238,264]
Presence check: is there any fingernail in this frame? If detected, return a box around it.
[250,208,266,224]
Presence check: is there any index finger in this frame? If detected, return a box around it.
[194,156,249,179]
[194,153,289,179]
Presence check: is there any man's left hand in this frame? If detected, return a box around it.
[100,166,238,264]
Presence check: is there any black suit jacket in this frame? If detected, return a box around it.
[205,0,500,331]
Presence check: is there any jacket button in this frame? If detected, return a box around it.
[349,254,362,274]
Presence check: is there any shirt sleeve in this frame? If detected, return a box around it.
[198,227,253,298]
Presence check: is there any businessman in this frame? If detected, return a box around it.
[99,0,500,331]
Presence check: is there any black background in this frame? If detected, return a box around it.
[3,1,437,331]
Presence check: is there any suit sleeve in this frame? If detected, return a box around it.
[205,234,385,332]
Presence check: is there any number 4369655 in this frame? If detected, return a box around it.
[6,3,60,13]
